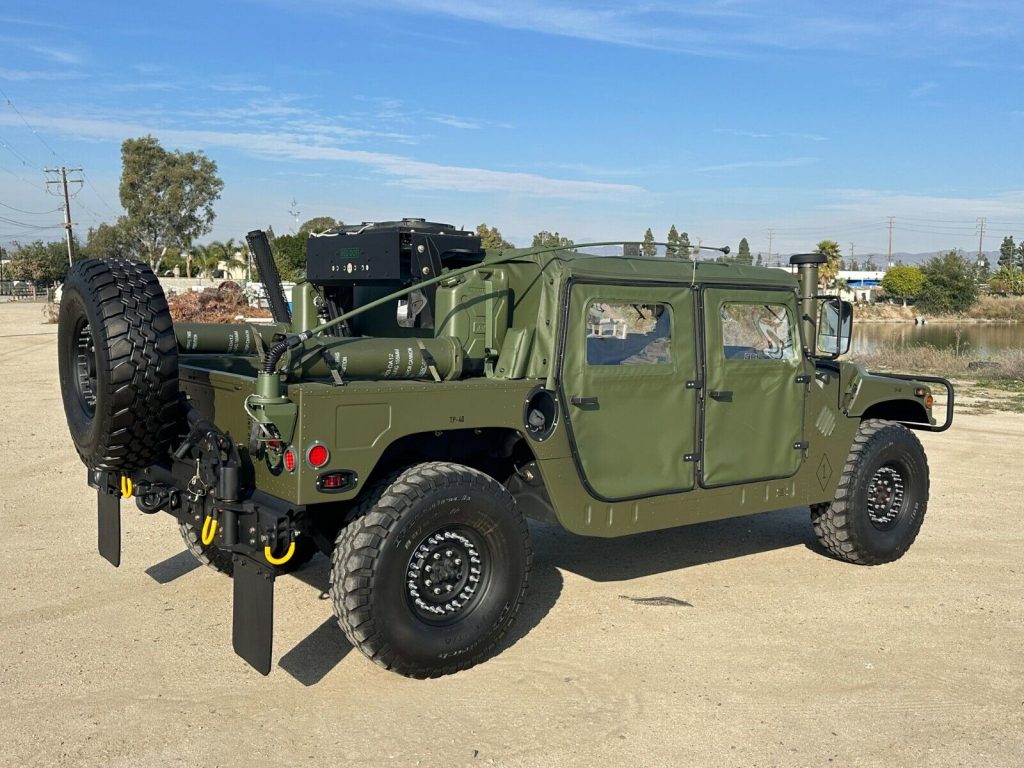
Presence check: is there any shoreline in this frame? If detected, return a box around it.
[856,317,1021,324]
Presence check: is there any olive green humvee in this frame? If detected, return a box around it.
[57,220,952,678]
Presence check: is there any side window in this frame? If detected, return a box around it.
[720,303,796,361]
[586,302,671,365]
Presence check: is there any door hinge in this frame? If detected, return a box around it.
[795,374,811,384]
[793,441,809,450]
[685,379,703,389]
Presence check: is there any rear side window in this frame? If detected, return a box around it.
[586,302,671,365]
[720,303,796,361]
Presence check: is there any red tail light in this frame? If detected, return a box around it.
[283,447,297,472]
[306,443,329,469]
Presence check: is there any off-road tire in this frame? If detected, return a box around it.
[57,259,180,471]
[330,462,532,678]
[811,419,929,565]
[178,520,319,577]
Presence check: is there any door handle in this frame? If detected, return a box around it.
[570,396,599,407]
[709,390,733,402]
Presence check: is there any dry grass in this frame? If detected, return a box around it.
[848,343,1024,382]
[856,296,1024,322]
[965,296,1024,321]
[167,283,271,324]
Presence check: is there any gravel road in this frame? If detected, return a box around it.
[1,300,1021,768]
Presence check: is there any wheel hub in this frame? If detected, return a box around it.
[74,321,98,415]
[406,529,484,620]
[867,465,905,530]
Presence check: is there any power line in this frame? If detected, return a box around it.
[0,161,48,192]
[0,215,63,229]
[80,170,117,215]
[0,85,64,164]
[0,201,63,216]
[0,133,33,167]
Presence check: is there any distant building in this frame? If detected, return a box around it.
[836,270,886,303]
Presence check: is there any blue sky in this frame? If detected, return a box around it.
[1,0,1022,258]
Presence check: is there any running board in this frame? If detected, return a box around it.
[232,554,276,675]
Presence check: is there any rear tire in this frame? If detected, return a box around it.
[57,259,180,471]
[330,462,532,678]
[179,520,235,576]
[811,419,929,565]
[179,520,319,576]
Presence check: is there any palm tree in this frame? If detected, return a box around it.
[207,238,247,280]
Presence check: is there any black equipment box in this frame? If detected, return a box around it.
[305,218,484,286]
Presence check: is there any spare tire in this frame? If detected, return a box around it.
[58,259,180,470]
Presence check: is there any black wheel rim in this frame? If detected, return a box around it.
[405,527,487,624]
[70,318,98,417]
[867,464,906,530]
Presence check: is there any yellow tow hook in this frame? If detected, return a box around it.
[201,514,219,546]
[264,538,296,566]
[120,475,134,498]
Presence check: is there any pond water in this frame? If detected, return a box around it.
[852,323,1024,356]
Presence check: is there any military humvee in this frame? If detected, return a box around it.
[57,219,953,678]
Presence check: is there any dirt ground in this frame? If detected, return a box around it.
[1,299,1021,768]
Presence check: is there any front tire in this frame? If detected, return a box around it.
[812,419,929,565]
[330,462,532,678]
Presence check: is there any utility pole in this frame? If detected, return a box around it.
[849,242,855,267]
[288,199,301,233]
[886,216,895,269]
[976,217,986,262]
[767,229,774,267]
[45,166,83,266]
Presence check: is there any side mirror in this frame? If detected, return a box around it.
[817,299,853,358]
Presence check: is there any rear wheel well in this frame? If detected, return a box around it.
[306,429,538,548]
[860,399,929,427]
[366,427,536,491]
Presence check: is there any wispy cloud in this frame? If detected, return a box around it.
[910,81,938,98]
[0,16,67,31]
[0,110,644,198]
[208,81,272,94]
[784,132,827,142]
[110,81,181,93]
[298,1,1024,60]
[427,114,483,130]
[715,128,828,142]
[696,157,818,173]
[824,189,1024,223]
[714,128,771,139]
[0,37,81,65]
[0,68,81,81]
[426,113,513,130]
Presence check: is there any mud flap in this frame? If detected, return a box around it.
[97,489,121,567]
[232,554,275,675]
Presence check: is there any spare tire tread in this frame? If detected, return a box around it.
[58,258,180,471]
